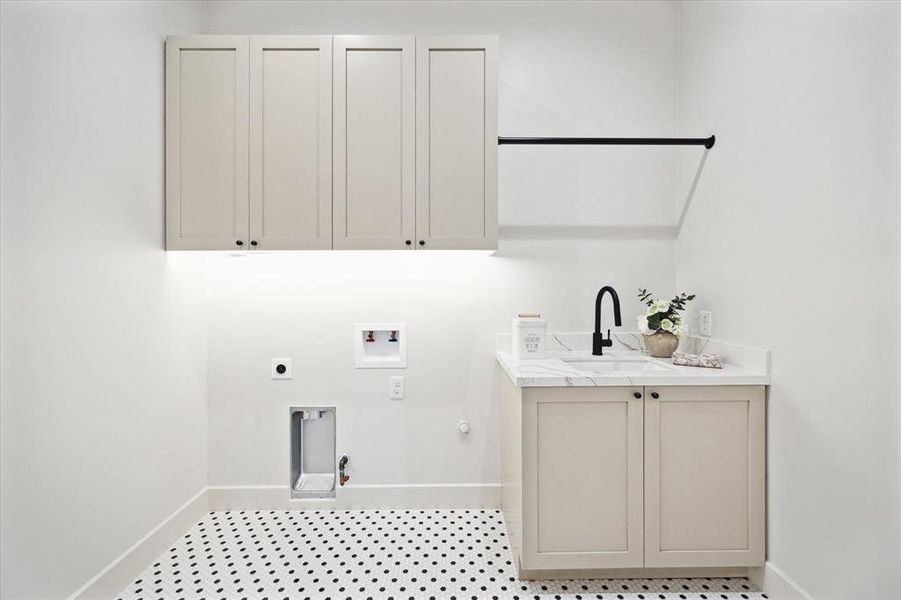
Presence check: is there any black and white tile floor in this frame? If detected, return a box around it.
[117,510,766,600]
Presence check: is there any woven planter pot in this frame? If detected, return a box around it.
[644,331,680,358]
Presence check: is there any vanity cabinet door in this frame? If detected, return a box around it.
[521,387,644,570]
[333,36,415,249]
[166,36,249,250]
[644,386,765,567]
[415,36,497,250]
[249,36,332,249]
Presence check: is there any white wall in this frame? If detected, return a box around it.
[202,1,684,489]
[0,2,208,599]
[204,242,675,489]
[676,2,900,599]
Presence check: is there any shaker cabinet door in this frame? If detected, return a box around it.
[644,385,765,567]
[333,36,415,249]
[415,36,498,249]
[249,36,332,250]
[521,386,644,570]
[166,36,249,250]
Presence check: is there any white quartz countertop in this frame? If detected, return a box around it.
[496,350,771,387]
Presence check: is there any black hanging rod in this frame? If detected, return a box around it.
[498,135,715,149]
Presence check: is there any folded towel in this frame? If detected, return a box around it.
[672,351,724,369]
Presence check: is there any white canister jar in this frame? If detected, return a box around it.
[512,316,547,360]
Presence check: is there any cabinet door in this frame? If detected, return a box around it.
[415,36,498,250]
[166,36,249,250]
[644,386,765,567]
[522,387,644,570]
[250,36,332,250]
[333,36,415,249]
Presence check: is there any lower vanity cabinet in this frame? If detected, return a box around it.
[644,385,765,568]
[500,376,766,576]
[521,386,644,570]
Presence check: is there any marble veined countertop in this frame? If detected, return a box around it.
[496,349,771,387]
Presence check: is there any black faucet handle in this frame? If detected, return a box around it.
[599,330,613,348]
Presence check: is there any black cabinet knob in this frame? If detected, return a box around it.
[633,392,642,399]
[651,392,660,399]
[418,240,425,246]
[235,240,244,246]
[405,240,412,246]
[250,240,258,246]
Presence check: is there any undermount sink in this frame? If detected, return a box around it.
[561,357,671,373]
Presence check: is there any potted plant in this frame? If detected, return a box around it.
[636,289,695,358]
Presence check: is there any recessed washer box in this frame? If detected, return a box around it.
[290,407,336,499]
[355,323,406,369]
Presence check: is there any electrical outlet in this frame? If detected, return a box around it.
[271,358,292,380]
[389,376,404,400]
[699,311,713,337]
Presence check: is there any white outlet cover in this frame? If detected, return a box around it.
[699,311,713,337]
[271,358,292,379]
[389,376,405,400]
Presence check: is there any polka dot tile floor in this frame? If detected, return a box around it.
[117,509,766,600]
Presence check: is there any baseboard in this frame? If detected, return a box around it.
[67,487,210,600]
[518,565,749,581]
[208,483,502,511]
[749,562,816,600]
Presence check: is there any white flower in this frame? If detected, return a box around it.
[646,300,670,316]
[660,318,674,332]
[637,315,656,335]
[675,321,688,336]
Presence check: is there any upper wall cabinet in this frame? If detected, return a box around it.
[166,37,249,250]
[165,35,498,251]
[250,36,333,250]
[332,36,415,250]
[416,37,498,249]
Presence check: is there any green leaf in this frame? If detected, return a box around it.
[637,288,656,306]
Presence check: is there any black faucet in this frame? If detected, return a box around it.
[593,286,622,356]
